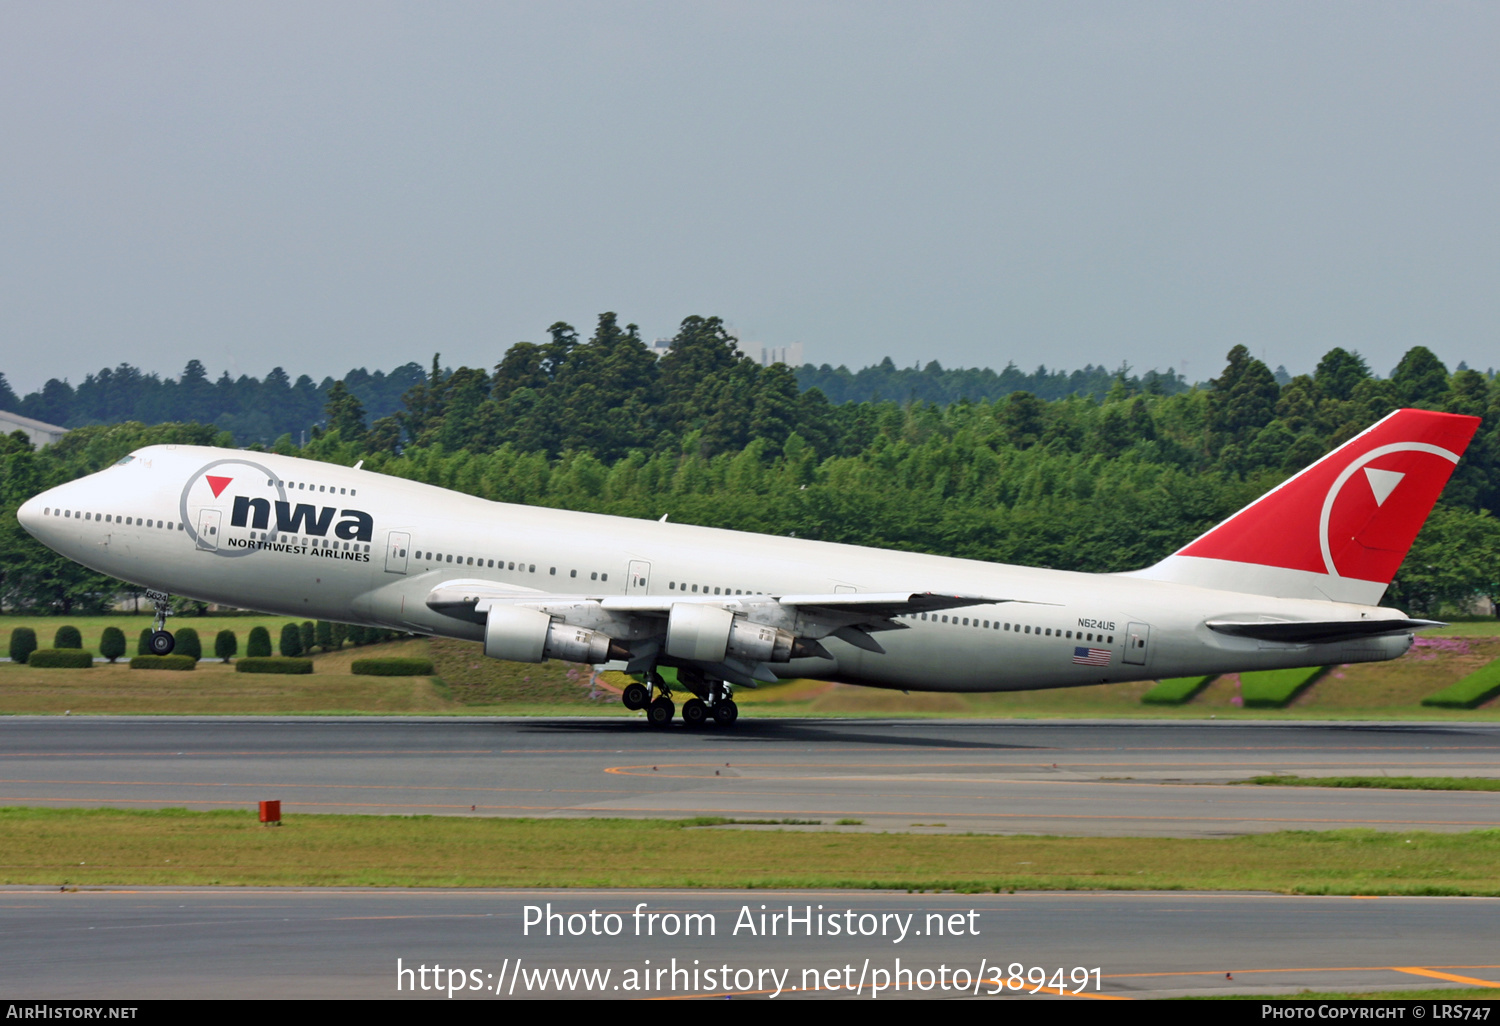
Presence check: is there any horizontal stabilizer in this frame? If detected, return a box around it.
[1205,618,1443,644]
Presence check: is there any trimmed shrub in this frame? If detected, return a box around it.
[352,658,436,676]
[1141,676,1214,706]
[137,628,153,656]
[237,657,314,675]
[316,620,334,652]
[246,626,272,658]
[300,620,316,655]
[1239,666,1328,708]
[175,627,202,662]
[29,649,94,668]
[279,623,303,657]
[9,627,37,665]
[99,626,127,663]
[331,622,347,649]
[1422,660,1500,709]
[215,630,238,662]
[129,655,196,671]
[54,625,83,649]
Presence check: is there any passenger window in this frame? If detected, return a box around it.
[600,573,607,581]
[529,565,535,573]
[591,572,598,580]
[570,570,577,578]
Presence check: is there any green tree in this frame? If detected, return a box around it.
[175,627,202,661]
[9,627,36,664]
[323,380,368,445]
[1313,348,1371,401]
[54,625,82,649]
[279,622,303,657]
[137,628,152,656]
[300,620,316,655]
[1390,346,1450,406]
[1207,345,1280,453]
[99,626,126,663]
[247,626,272,658]
[315,620,333,652]
[215,629,237,662]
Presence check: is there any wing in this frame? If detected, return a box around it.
[424,581,1026,685]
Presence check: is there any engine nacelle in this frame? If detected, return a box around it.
[485,606,616,664]
[665,603,794,664]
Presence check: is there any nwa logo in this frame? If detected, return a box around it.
[230,495,373,541]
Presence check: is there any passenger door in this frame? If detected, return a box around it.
[627,559,651,594]
[196,509,222,552]
[385,531,410,574]
[1123,622,1151,666]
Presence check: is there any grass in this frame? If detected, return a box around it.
[1248,776,1500,792]
[3,621,1500,720]
[1238,666,1328,708]
[1423,659,1500,709]
[4,808,1500,893]
[1140,676,1215,705]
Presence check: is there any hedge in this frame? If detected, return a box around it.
[53,625,83,649]
[352,658,435,676]
[237,658,314,675]
[1421,660,1500,710]
[279,623,303,658]
[28,649,95,668]
[1239,666,1328,708]
[1140,675,1215,706]
[129,655,197,671]
[9,627,37,665]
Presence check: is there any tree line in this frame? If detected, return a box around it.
[1,317,1497,618]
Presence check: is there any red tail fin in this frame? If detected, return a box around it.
[1135,409,1480,603]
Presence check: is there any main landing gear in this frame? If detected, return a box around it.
[623,669,738,728]
[146,590,175,656]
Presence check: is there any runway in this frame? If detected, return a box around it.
[4,887,1499,999]
[0,716,1497,837]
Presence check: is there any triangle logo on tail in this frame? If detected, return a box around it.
[205,475,233,498]
[1364,467,1404,506]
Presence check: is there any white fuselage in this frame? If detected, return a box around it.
[17,445,1413,692]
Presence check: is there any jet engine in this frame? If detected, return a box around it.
[485,605,628,664]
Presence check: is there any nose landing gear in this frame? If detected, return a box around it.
[146,589,175,656]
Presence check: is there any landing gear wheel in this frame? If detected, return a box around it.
[149,630,176,656]
[681,698,708,727]
[711,699,739,726]
[621,682,649,711]
[646,697,675,727]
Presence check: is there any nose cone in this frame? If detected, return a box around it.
[16,492,50,537]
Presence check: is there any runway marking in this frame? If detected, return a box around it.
[1393,967,1500,987]
[0,750,496,758]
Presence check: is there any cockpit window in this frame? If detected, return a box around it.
[114,455,135,466]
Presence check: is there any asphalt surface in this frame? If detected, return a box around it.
[0,717,1497,836]
[4,887,1498,999]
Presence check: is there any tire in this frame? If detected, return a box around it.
[149,631,176,656]
[621,682,649,711]
[711,699,739,726]
[681,698,707,727]
[646,697,675,727]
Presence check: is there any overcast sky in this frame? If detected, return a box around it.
[1,1,1496,394]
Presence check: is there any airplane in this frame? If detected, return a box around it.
[15,407,1480,728]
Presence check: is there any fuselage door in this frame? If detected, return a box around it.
[195,509,221,552]
[1123,622,1151,665]
[385,531,411,574]
[628,559,651,594]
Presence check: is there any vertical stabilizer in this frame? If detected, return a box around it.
[1128,409,1480,603]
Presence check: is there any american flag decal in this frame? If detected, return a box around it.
[1073,646,1112,667]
